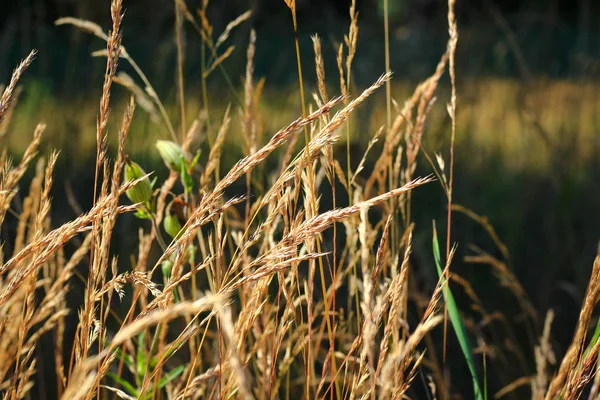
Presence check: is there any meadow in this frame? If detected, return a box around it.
[1,0,600,399]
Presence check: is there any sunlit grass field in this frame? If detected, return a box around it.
[7,77,600,174]
[2,0,600,399]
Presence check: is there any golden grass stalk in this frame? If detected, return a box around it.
[0,85,22,137]
[214,10,253,52]
[532,310,555,399]
[545,254,600,398]
[174,0,186,140]
[201,105,230,189]
[0,50,36,124]
[0,176,144,306]
[0,123,44,226]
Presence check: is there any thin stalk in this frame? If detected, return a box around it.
[140,324,163,394]
[198,2,213,146]
[174,0,243,108]
[444,0,458,367]
[288,3,315,397]
[119,50,178,143]
[344,0,360,334]
[384,0,391,130]
[289,4,337,397]
[384,0,397,281]
[151,217,168,252]
[110,290,143,400]
[326,123,341,397]
[181,316,212,398]
[174,0,186,141]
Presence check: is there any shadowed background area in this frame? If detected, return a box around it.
[2,0,600,398]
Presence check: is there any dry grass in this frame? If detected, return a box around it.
[1,0,600,399]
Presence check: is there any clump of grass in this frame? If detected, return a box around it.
[2,0,600,399]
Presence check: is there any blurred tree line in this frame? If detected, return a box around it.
[1,0,599,96]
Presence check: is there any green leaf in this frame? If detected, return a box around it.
[161,260,173,281]
[158,365,185,389]
[134,208,153,220]
[150,338,188,370]
[107,371,140,397]
[114,347,134,369]
[187,244,196,265]
[584,318,600,360]
[190,149,202,169]
[432,223,483,400]
[136,331,149,378]
[180,159,193,195]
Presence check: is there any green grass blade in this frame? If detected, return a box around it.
[114,347,134,369]
[107,371,140,397]
[433,223,483,400]
[136,331,149,380]
[582,318,600,362]
[158,365,185,389]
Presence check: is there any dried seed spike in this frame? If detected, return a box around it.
[0,50,36,124]
[214,10,252,52]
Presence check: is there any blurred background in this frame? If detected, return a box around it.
[2,0,600,84]
[2,0,600,397]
